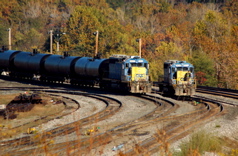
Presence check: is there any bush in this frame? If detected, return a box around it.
[173,130,223,156]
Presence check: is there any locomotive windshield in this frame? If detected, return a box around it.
[177,67,189,71]
[126,62,147,68]
[126,62,148,75]
[131,63,143,67]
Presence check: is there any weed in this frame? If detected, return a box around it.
[154,130,172,156]
[173,130,223,156]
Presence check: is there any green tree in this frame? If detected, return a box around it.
[191,50,217,86]
[106,0,125,10]
[65,6,101,56]
[64,5,136,57]
[0,22,10,47]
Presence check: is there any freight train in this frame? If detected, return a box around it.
[158,60,196,96]
[0,47,152,94]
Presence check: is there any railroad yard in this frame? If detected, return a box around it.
[0,78,238,156]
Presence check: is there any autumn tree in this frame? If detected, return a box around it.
[192,9,238,88]
[1,0,238,88]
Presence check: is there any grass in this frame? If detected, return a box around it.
[173,130,224,156]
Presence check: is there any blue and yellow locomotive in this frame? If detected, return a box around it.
[158,60,196,96]
[99,54,151,93]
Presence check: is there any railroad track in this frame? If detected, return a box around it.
[196,88,238,99]
[22,94,180,155]
[123,95,224,155]
[0,87,122,155]
[1,90,228,156]
[1,84,237,155]
[196,87,238,106]
[45,93,224,156]
[7,93,174,155]
[120,86,237,155]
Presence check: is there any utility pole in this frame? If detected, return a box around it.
[54,29,66,53]
[49,30,53,54]
[7,28,11,50]
[56,39,60,52]
[136,38,142,58]
[93,30,99,57]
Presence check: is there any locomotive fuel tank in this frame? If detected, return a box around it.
[0,50,21,70]
[74,57,107,77]
[13,51,50,73]
[43,54,80,75]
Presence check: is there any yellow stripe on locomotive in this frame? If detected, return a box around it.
[131,67,147,81]
[174,71,193,84]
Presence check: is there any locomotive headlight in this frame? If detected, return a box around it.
[136,74,143,77]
